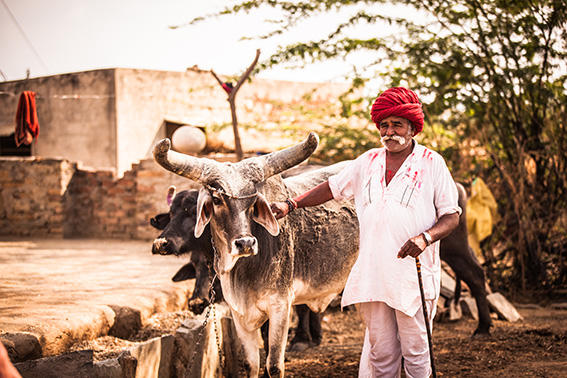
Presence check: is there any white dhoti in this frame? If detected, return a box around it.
[358,301,436,378]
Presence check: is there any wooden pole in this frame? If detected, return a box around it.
[416,256,437,378]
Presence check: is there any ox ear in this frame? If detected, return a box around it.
[253,193,280,236]
[167,185,177,206]
[172,263,196,282]
[195,188,213,238]
[150,213,170,230]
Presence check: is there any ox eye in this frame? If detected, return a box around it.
[212,196,222,206]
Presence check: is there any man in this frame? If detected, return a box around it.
[271,87,461,377]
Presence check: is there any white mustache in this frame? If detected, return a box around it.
[381,135,407,145]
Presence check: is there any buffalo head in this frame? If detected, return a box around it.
[151,186,211,257]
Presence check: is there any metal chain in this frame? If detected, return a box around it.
[208,270,226,371]
[211,300,225,370]
[210,236,249,377]
[206,237,225,371]
[184,267,225,376]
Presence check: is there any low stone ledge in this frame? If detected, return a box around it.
[14,350,95,378]
[128,334,174,378]
[8,306,241,378]
[173,303,237,378]
[108,305,142,340]
[0,332,42,363]
[460,296,479,320]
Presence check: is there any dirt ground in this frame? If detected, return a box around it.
[71,303,567,377]
[285,306,567,378]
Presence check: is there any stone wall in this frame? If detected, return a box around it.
[0,156,203,240]
[0,157,75,237]
[63,168,138,239]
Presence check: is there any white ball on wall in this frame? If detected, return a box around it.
[171,126,207,154]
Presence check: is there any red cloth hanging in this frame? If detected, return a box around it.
[15,91,40,146]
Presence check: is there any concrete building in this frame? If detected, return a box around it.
[0,68,348,177]
[0,68,350,239]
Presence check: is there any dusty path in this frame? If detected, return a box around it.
[0,238,192,357]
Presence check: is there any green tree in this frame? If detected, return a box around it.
[189,0,567,293]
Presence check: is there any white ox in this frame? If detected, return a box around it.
[153,133,358,377]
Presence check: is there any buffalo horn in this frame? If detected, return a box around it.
[257,132,319,179]
[153,138,213,183]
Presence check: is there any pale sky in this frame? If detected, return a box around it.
[1,0,389,83]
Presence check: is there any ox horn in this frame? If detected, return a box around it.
[257,132,319,179]
[153,138,216,183]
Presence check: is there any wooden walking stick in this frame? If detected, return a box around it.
[415,256,437,378]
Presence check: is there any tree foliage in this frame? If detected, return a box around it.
[191,0,567,294]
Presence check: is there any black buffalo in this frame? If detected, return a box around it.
[151,187,222,315]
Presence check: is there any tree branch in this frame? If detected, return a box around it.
[230,48,261,101]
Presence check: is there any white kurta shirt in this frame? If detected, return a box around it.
[328,141,461,317]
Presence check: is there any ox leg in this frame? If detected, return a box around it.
[445,248,492,336]
[261,321,269,357]
[309,310,322,346]
[232,316,261,377]
[266,301,292,378]
[288,304,311,352]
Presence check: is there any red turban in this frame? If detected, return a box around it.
[370,87,424,134]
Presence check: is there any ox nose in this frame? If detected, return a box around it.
[233,237,257,256]
[152,238,170,255]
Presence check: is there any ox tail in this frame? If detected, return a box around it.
[454,277,462,305]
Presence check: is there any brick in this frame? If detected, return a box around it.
[137,170,165,178]
[113,210,127,218]
[0,170,14,181]
[137,185,155,193]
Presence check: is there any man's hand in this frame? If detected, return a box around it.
[270,202,290,219]
[397,233,428,259]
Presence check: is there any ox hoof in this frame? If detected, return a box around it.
[471,328,492,339]
[287,341,310,352]
[267,366,282,378]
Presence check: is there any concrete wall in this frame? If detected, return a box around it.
[113,68,349,177]
[0,70,117,172]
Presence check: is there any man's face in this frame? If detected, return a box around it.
[378,116,414,152]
